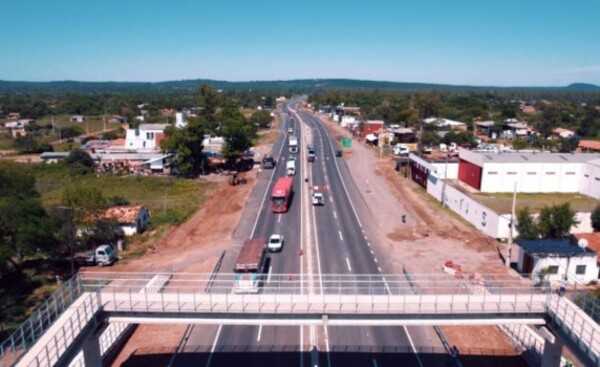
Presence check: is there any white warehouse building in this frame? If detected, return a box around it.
[458,150,600,199]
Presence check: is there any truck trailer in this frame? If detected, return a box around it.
[233,238,267,293]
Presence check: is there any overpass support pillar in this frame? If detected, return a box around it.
[82,328,103,367]
[540,327,563,367]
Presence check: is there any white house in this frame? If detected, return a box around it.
[125,124,168,150]
[579,158,600,200]
[175,112,187,128]
[202,135,225,154]
[340,115,356,128]
[552,127,576,139]
[105,205,150,236]
[516,238,598,283]
[70,115,85,123]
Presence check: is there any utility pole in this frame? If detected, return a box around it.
[506,182,517,268]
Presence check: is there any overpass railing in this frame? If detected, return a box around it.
[0,274,83,367]
[78,272,550,317]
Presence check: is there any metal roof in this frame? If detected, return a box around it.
[517,238,595,257]
[459,149,600,166]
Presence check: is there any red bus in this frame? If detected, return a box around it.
[271,176,293,213]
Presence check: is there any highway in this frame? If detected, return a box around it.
[171,103,447,366]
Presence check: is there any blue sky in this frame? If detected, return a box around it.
[1,0,599,86]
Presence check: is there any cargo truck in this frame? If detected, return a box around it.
[233,238,267,293]
[288,136,298,154]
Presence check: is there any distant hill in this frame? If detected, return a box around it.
[565,83,600,91]
[0,78,598,93]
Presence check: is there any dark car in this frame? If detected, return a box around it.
[262,154,275,169]
[335,150,342,157]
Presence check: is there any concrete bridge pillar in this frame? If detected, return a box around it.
[82,329,103,367]
[540,327,563,367]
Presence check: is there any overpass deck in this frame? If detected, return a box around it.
[5,271,600,367]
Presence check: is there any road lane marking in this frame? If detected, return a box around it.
[329,196,333,203]
[374,258,378,263]
[278,214,281,223]
[373,359,379,367]
[257,325,263,342]
[378,266,382,272]
[404,325,424,367]
[367,242,371,247]
[267,266,273,284]
[370,250,374,255]
[333,211,337,219]
[338,231,344,241]
[345,257,352,272]
[382,277,392,296]
[205,324,222,367]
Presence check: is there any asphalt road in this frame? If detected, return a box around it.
[172,104,448,367]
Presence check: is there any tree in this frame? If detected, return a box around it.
[0,162,57,273]
[556,137,578,153]
[516,206,539,240]
[220,101,255,160]
[161,120,205,176]
[61,185,109,248]
[250,110,273,129]
[198,84,221,122]
[65,148,95,175]
[12,135,41,154]
[538,203,579,239]
[592,205,600,232]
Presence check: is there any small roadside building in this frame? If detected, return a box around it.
[70,115,85,123]
[516,238,598,283]
[105,205,150,236]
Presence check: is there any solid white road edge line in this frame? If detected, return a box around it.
[205,324,223,367]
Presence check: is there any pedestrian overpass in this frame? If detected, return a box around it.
[3,271,600,367]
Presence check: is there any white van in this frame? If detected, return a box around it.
[286,160,296,176]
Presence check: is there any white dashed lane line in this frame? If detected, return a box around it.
[338,231,344,241]
[345,257,352,272]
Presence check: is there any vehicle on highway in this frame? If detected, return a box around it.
[335,150,342,157]
[71,244,117,266]
[271,176,293,213]
[393,144,409,156]
[312,192,324,206]
[267,234,284,252]
[233,238,267,293]
[288,127,294,134]
[286,159,296,176]
[262,154,275,169]
[288,135,298,154]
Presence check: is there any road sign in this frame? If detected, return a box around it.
[342,138,351,148]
